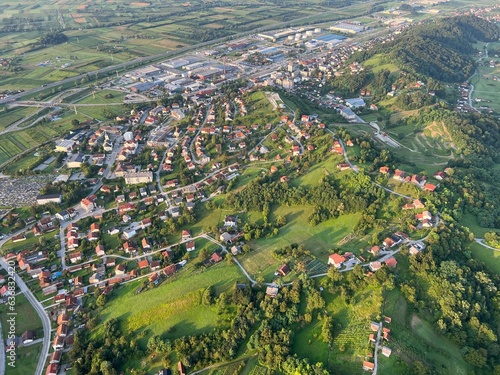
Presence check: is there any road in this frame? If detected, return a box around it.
[475,238,500,251]
[0,0,390,106]
[373,321,383,375]
[467,43,489,109]
[325,128,414,199]
[0,259,51,375]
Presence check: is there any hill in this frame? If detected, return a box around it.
[369,16,500,82]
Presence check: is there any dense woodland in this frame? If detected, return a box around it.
[353,15,500,82]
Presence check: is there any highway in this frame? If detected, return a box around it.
[0,259,51,375]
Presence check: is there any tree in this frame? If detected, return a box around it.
[96,294,107,307]
[321,316,334,343]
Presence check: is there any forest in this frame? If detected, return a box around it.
[355,15,500,82]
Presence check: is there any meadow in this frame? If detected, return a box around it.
[380,288,471,375]
[0,293,43,337]
[97,262,247,345]
[5,343,42,375]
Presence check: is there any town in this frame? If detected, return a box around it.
[0,2,500,375]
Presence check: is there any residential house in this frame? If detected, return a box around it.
[69,252,82,264]
[384,258,398,268]
[50,351,62,364]
[21,330,35,344]
[220,232,232,243]
[266,286,279,298]
[328,253,346,269]
[369,261,382,271]
[186,241,195,252]
[362,361,375,372]
[95,245,105,257]
[381,346,392,357]
[181,230,191,241]
[142,237,151,250]
[46,363,59,375]
[379,166,389,174]
[138,259,149,269]
[163,264,177,277]
[276,264,290,277]
[115,264,126,275]
[424,183,436,192]
[56,324,68,337]
[224,216,237,227]
[211,252,223,264]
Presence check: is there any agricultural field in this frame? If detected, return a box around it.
[0,107,41,131]
[0,113,77,165]
[470,62,500,114]
[0,0,376,90]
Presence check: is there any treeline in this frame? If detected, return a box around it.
[224,172,385,225]
[371,15,500,82]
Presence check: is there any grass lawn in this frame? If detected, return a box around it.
[460,212,496,238]
[470,242,500,274]
[242,207,364,281]
[290,155,344,188]
[5,342,42,375]
[1,231,57,254]
[0,294,43,337]
[97,262,247,345]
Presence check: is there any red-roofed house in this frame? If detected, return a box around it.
[186,241,195,252]
[385,257,398,268]
[362,361,375,372]
[424,183,436,192]
[328,253,346,269]
[138,260,149,269]
[181,230,191,241]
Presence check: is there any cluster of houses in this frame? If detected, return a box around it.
[380,167,438,192]
[363,318,393,372]
[32,216,57,236]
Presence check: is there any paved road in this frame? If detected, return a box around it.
[373,321,383,375]
[475,238,500,251]
[0,259,51,375]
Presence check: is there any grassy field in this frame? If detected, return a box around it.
[470,64,500,113]
[0,111,78,165]
[381,289,471,375]
[242,206,364,281]
[460,212,498,238]
[0,107,40,131]
[75,89,128,105]
[5,342,42,375]
[1,231,58,254]
[470,242,500,274]
[0,293,43,337]
[97,262,247,346]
